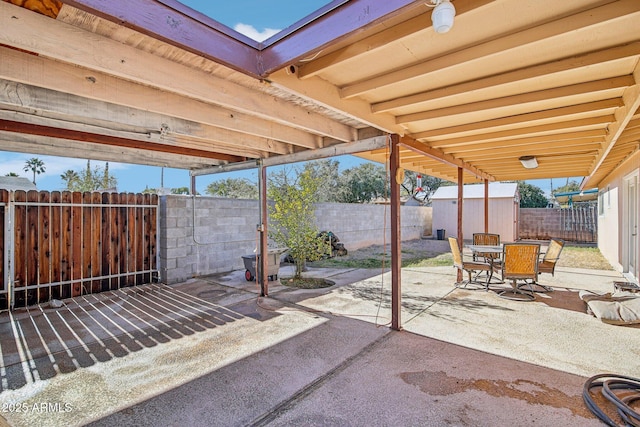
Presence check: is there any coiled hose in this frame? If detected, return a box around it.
[583,373,640,426]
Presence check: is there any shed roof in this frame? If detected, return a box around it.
[432,182,518,200]
[0,176,37,192]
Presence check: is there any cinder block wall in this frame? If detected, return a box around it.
[519,208,558,240]
[159,196,432,284]
[519,207,598,242]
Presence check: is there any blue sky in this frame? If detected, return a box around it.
[0,1,580,196]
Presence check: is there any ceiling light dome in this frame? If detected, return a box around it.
[431,0,456,34]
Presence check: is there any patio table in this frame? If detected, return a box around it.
[466,244,503,285]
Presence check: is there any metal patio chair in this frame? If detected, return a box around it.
[448,237,493,290]
[498,243,540,301]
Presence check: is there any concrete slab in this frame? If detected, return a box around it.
[0,263,636,426]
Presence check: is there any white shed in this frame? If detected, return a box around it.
[431,182,519,242]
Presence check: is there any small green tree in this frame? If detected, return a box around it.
[23,157,45,185]
[268,168,325,278]
[5,172,19,177]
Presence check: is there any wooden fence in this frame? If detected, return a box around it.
[0,190,158,310]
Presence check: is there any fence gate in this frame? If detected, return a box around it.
[560,203,598,243]
[1,190,158,311]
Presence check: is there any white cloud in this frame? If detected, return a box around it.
[234,23,280,42]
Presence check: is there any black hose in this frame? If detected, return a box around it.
[583,373,640,427]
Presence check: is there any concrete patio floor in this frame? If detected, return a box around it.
[0,255,637,426]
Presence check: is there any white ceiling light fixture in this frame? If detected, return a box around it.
[429,0,456,34]
[519,155,539,169]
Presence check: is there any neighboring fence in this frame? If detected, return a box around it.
[519,205,598,243]
[0,190,158,310]
[159,196,432,284]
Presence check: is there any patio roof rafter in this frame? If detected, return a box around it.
[398,136,493,181]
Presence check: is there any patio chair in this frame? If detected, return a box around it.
[448,237,493,290]
[498,243,540,301]
[472,233,501,262]
[527,238,565,292]
[539,238,565,276]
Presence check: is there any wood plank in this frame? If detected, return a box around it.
[118,193,127,289]
[100,192,110,292]
[61,191,73,298]
[143,193,152,284]
[0,133,219,170]
[50,191,62,300]
[135,194,144,285]
[13,191,26,307]
[126,193,136,287]
[109,192,120,290]
[0,119,243,163]
[26,190,39,305]
[149,194,158,279]
[0,56,320,150]
[72,192,83,297]
[90,192,101,293]
[0,80,294,155]
[37,191,51,304]
[5,0,62,18]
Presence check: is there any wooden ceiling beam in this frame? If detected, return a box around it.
[458,143,602,161]
[341,0,640,99]
[411,98,622,139]
[0,47,321,150]
[584,62,640,188]
[298,0,493,79]
[426,116,612,147]
[0,80,294,156]
[397,76,634,124]
[434,130,606,152]
[398,136,493,181]
[0,133,219,169]
[374,42,640,114]
[0,119,244,163]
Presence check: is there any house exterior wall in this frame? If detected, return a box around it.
[159,196,432,284]
[596,150,640,281]
[432,197,518,242]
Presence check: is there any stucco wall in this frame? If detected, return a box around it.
[596,150,640,278]
[159,196,432,284]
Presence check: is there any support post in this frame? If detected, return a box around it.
[484,179,489,233]
[390,134,402,331]
[190,175,196,195]
[457,167,464,283]
[258,163,269,296]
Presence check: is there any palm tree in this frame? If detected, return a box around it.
[23,157,46,185]
[60,169,79,190]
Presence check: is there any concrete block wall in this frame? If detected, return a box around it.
[159,196,432,284]
[519,207,597,242]
[159,196,259,284]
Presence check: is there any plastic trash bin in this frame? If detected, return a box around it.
[241,248,287,281]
